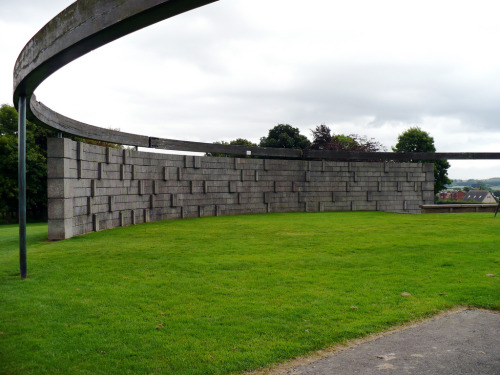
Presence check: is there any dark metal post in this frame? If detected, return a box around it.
[18,96,27,279]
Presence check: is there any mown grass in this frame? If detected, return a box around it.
[0,212,499,375]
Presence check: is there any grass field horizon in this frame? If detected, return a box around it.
[1,212,499,374]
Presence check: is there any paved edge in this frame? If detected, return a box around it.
[246,307,500,375]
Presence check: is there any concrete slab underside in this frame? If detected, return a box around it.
[274,310,500,375]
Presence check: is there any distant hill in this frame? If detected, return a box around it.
[448,177,500,190]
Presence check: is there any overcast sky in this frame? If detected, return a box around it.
[2,0,500,179]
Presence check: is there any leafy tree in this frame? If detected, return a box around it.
[392,127,451,194]
[0,104,57,222]
[310,124,384,152]
[259,124,311,149]
[206,138,257,157]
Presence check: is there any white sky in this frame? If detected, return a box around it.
[2,0,500,180]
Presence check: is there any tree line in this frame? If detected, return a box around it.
[0,104,450,222]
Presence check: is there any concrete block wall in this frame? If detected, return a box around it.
[47,138,435,240]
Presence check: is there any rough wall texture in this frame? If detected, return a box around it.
[47,138,435,240]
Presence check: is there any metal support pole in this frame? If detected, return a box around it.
[18,96,27,279]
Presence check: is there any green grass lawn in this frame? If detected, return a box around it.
[1,212,499,375]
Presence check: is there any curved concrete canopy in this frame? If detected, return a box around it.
[13,0,500,160]
[14,0,219,148]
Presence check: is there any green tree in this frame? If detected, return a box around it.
[206,138,257,157]
[0,104,57,222]
[311,124,384,152]
[392,127,451,194]
[259,124,310,149]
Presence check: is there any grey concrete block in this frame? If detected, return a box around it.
[48,218,73,240]
[423,191,435,201]
[423,163,434,172]
[171,194,178,207]
[48,198,74,219]
[194,156,201,169]
[48,157,75,179]
[93,214,99,232]
[47,138,74,159]
[104,148,110,164]
[48,179,74,199]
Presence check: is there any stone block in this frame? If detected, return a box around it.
[98,163,104,180]
[105,148,111,164]
[171,194,178,207]
[48,198,74,219]
[194,156,201,169]
[229,181,237,193]
[47,137,74,158]
[47,157,75,179]
[48,218,73,240]
[422,181,434,191]
[48,179,74,199]
[93,214,99,232]
[423,191,435,202]
[423,163,434,172]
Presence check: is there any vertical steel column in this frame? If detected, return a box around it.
[18,96,27,279]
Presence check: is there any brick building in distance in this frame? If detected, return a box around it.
[437,190,467,201]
